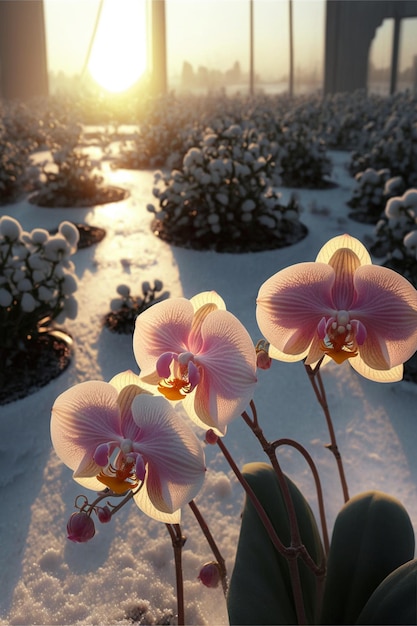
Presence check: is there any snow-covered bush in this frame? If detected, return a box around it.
[349,112,417,187]
[371,189,417,285]
[148,123,306,252]
[0,99,49,149]
[0,216,79,350]
[274,121,332,187]
[104,280,169,334]
[244,98,332,187]
[115,95,206,170]
[33,145,106,207]
[347,168,405,222]
[0,113,40,204]
[0,136,38,204]
[319,90,385,150]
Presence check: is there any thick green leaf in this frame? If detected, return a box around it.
[356,559,417,624]
[320,491,415,625]
[227,462,324,625]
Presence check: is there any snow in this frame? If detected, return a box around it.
[1,150,417,625]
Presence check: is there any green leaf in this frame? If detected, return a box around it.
[356,559,417,624]
[320,491,415,625]
[227,462,324,625]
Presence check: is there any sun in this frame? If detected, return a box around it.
[88,0,148,93]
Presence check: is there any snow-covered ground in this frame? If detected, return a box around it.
[1,150,417,625]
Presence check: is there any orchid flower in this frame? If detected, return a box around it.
[256,234,417,382]
[51,370,206,523]
[133,291,257,435]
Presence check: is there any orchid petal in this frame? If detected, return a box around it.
[188,292,226,351]
[190,290,226,312]
[256,262,335,357]
[352,265,417,367]
[133,298,193,378]
[349,356,404,383]
[269,342,309,363]
[133,487,181,524]
[316,234,372,266]
[327,247,362,310]
[189,303,219,352]
[73,474,106,491]
[117,384,145,441]
[131,394,206,516]
[191,309,257,433]
[109,369,143,392]
[305,334,326,365]
[183,387,221,434]
[51,381,121,476]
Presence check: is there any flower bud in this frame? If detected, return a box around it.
[205,429,218,445]
[256,339,272,370]
[97,506,112,524]
[256,348,272,370]
[67,511,95,543]
[198,561,221,588]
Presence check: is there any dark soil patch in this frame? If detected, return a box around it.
[348,210,382,224]
[152,218,308,253]
[283,178,338,190]
[103,294,169,335]
[103,308,137,335]
[0,329,73,405]
[76,223,106,248]
[50,223,106,249]
[29,185,129,208]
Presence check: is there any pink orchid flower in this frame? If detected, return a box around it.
[256,234,417,382]
[51,370,206,523]
[133,291,257,435]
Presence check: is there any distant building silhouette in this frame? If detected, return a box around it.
[324,0,417,94]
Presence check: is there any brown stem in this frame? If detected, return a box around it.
[240,409,325,576]
[166,523,186,626]
[216,436,309,625]
[304,362,350,503]
[188,499,228,597]
[272,438,330,555]
[241,408,303,548]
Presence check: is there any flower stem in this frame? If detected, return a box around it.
[304,361,350,503]
[216,436,309,625]
[188,499,228,597]
[241,403,304,548]
[272,437,330,555]
[240,405,325,576]
[166,523,186,626]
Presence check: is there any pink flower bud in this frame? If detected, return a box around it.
[198,561,221,588]
[256,348,272,370]
[97,506,112,523]
[205,429,218,445]
[67,512,95,543]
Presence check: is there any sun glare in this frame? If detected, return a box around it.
[88,0,147,93]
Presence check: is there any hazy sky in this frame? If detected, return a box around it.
[44,0,325,81]
[44,0,416,85]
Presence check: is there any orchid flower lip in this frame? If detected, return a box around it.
[157,350,201,400]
